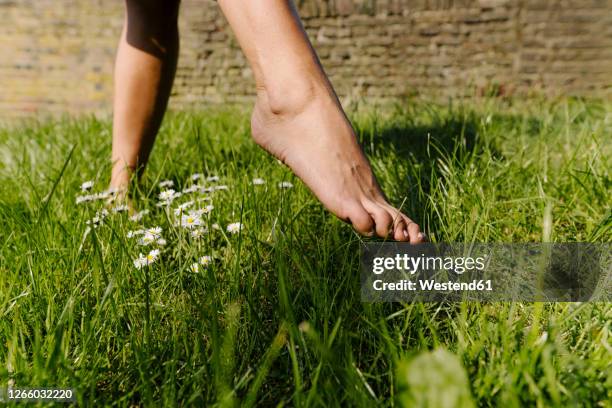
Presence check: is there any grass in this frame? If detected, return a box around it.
[0,97,610,407]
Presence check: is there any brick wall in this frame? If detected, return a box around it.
[1,0,611,117]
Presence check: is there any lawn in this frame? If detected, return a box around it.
[0,97,610,407]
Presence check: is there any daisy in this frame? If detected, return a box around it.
[199,255,212,267]
[76,194,95,204]
[133,254,147,269]
[147,249,160,263]
[112,204,129,213]
[129,209,149,222]
[81,180,94,191]
[146,226,163,237]
[99,187,123,200]
[190,227,208,238]
[139,232,166,246]
[252,178,265,185]
[139,226,163,244]
[207,176,220,182]
[190,205,214,217]
[159,189,177,201]
[86,216,102,228]
[211,223,221,230]
[278,181,294,189]
[180,213,203,229]
[173,201,195,216]
[182,184,201,194]
[159,179,174,188]
[134,249,160,269]
[138,233,157,246]
[191,173,204,181]
[189,263,200,273]
[127,229,145,238]
[213,185,228,191]
[226,222,243,234]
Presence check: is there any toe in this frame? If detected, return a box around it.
[379,204,410,242]
[393,218,409,241]
[368,206,394,238]
[345,202,375,236]
[402,215,425,244]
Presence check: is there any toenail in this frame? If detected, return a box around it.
[403,229,409,238]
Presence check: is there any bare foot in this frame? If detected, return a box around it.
[107,168,136,215]
[251,86,426,243]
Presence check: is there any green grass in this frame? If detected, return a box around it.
[0,97,610,407]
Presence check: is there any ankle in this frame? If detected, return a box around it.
[255,73,333,119]
[110,163,135,190]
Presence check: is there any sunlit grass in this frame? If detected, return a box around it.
[0,97,610,406]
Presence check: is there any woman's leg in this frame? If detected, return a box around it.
[110,0,180,191]
[217,0,425,242]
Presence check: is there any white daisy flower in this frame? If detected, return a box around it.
[86,216,102,228]
[147,249,160,260]
[156,238,167,246]
[99,187,124,201]
[191,173,204,181]
[252,178,265,185]
[182,184,201,194]
[180,213,203,229]
[199,255,212,266]
[138,233,157,246]
[133,254,147,269]
[189,263,200,273]
[189,205,214,217]
[134,249,161,269]
[173,201,195,216]
[214,185,228,191]
[81,180,94,191]
[127,229,144,238]
[278,181,294,189]
[190,227,208,238]
[112,204,129,213]
[212,223,221,230]
[199,186,214,193]
[129,209,149,222]
[76,194,95,204]
[207,176,220,182]
[159,179,174,188]
[159,189,177,201]
[88,209,109,225]
[146,226,163,237]
[226,222,243,234]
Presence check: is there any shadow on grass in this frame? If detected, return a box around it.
[353,102,482,237]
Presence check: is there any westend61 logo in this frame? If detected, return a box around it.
[361,243,610,302]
